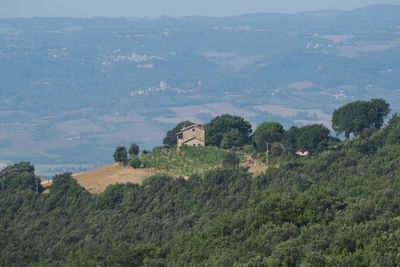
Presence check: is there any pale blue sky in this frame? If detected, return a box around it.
[1,0,400,17]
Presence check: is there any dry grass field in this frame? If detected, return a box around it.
[41,153,266,194]
[72,163,156,193]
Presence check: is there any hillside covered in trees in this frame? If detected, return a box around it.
[2,102,400,265]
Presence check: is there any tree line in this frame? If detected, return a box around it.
[114,98,390,168]
[164,98,390,150]
[1,100,400,265]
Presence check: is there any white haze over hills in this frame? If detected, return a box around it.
[0,5,400,176]
[1,0,400,17]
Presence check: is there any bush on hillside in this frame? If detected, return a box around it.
[222,152,240,168]
[129,156,141,169]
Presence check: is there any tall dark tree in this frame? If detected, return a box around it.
[332,99,390,138]
[296,124,330,151]
[129,156,141,169]
[252,122,284,152]
[128,143,140,157]
[282,126,298,150]
[0,162,42,192]
[163,121,194,148]
[205,114,252,148]
[113,146,128,165]
[368,98,391,129]
[220,129,244,149]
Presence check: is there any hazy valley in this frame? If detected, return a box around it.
[1,4,400,176]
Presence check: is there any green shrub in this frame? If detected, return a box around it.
[222,152,240,168]
[140,146,230,176]
[129,156,142,169]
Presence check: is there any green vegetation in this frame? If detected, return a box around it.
[205,114,252,148]
[113,146,128,165]
[141,146,230,176]
[220,128,245,149]
[114,144,141,168]
[385,114,400,145]
[295,124,331,151]
[129,156,141,169]
[3,100,400,265]
[332,98,390,138]
[2,114,400,265]
[128,143,140,157]
[252,121,284,152]
[282,125,298,150]
[222,151,240,168]
[0,162,42,192]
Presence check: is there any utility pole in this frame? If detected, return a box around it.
[266,143,269,166]
[36,180,39,193]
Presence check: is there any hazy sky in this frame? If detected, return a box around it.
[1,0,400,17]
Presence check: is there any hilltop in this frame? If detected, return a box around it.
[69,146,266,193]
[1,113,400,265]
[72,163,156,193]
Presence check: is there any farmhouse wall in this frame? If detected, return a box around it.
[177,125,205,149]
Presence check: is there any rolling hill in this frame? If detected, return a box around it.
[72,163,156,193]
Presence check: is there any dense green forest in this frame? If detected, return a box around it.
[2,112,400,266]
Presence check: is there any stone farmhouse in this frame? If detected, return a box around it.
[176,124,205,149]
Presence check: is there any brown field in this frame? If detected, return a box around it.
[246,164,267,176]
[72,163,156,193]
[42,156,265,194]
[40,180,53,194]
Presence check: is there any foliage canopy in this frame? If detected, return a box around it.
[0,162,41,192]
[205,114,252,148]
[332,98,390,138]
[128,143,140,157]
[129,156,141,169]
[252,121,284,152]
[295,124,331,151]
[113,146,128,165]
[4,107,400,266]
